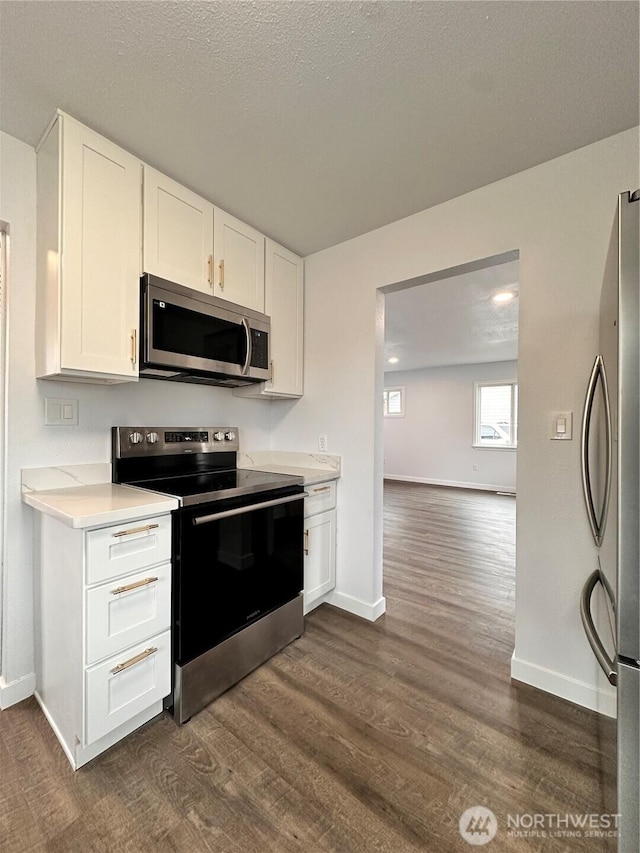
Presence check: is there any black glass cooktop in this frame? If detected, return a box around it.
[130,468,304,507]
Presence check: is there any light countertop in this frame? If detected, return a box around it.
[238,451,341,486]
[23,483,179,529]
[243,463,339,486]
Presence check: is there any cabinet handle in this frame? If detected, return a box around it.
[111,576,159,596]
[270,359,274,385]
[219,258,225,290]
[207,254,213,287]
[304,529,310,555]
[312,486,331,493]
[130,329,137,366]
[111,646,158,675]
[112,523,159,538]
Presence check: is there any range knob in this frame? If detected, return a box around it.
[225,431,236,441]
[213,431,225,442]
[129,431,143,445]
[146,432,159,444]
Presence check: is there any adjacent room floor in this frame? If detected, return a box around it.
[1,482,614,852]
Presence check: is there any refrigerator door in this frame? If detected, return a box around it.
[617,660,640,851]
[616,190,640,664]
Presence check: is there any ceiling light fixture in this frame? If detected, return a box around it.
[388,357,399,364]
[492,291,515,304]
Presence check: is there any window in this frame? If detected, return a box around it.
[474,381,518,448]
[383,386,405,417]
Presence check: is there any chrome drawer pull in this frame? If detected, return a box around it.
[111,646,158,675]
[111,576,158,595]
[112,523,159,538]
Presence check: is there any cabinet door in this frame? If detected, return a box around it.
[61,117,141,378]
[213,208,265,312]
[265,240,304,396]
[303,509,336,614]
[143,166,214,294]
[232,239,304,399]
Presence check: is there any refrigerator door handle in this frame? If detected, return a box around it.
[580,355,612,546]
[580,569,617,686]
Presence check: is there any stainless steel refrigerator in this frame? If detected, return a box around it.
[580,189,640,852]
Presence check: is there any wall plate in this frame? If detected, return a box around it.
[45,397,78,425]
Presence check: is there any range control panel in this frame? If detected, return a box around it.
[113,427,239,458]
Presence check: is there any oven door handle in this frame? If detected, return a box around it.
[192,491,308,526]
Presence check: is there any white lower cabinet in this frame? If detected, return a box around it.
[303,480,337,614]
[34,511,173,769]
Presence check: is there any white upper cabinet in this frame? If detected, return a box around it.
[213,208,265,312]
[234,239,304,399]
[36,112,142,383]
[143,171,266,313]
[266,240,304,396]
[143,166,214,294]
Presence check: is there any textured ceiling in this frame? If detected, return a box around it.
[0,1,638,256]
[384,260,519,371]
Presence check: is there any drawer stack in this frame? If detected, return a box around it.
[34,511,173,769]
[83,517,172,746]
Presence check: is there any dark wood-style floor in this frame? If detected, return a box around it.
[1,482,615,852]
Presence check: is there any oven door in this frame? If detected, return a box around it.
[173,487,305,666]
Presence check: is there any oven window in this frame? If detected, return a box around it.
[175,494,304,665]
[153,299,246,367]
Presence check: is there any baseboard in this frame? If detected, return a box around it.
[326,590,386,621]
[0,672,36,709]
[383,474,515,494]
[510,654,616,718]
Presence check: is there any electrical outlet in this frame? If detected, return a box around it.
[318,434,328,452]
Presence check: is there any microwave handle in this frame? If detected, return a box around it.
[241,318,252,376]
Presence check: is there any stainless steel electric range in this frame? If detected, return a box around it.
[112,426,307,724]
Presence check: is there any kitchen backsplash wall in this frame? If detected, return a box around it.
[0,131,275,700]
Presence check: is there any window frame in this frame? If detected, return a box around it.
[383,385,405,418]
[473,380,518,449]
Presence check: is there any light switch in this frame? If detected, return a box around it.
[45,397,78,425]
[551,411,572,440]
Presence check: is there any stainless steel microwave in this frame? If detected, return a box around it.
[139,274,271,387]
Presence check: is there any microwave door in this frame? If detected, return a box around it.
[149,294,246,378]
[202,322,248,373]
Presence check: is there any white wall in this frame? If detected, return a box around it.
[384,362,517,492]
[0,131,275,706]
[272,127,640,715]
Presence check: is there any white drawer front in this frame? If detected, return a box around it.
[86,562,171,665]
[304,480,336,516]
[84,630,171,745]
[86,515,172,585]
